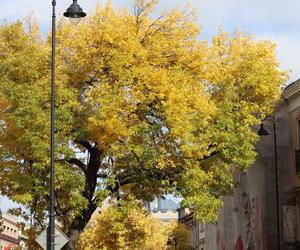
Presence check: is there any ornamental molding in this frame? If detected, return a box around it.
[0,233,19,244]
[283,79,300,101]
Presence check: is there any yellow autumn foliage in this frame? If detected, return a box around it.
[77,200,170,250]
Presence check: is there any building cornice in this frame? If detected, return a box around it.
[178,212,194,224]
[0,233,19,244]
[2,214,18,227]
[283,79,300,101]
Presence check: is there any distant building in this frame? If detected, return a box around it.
[178,209,205,250]
[0,213,20,250]
[147,198,179,223]
[0,212,27,250]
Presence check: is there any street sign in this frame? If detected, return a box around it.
[36,225,69,250]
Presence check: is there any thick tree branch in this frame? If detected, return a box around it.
[74,140,93,152]
[67,158,87,174]
[119,175,136,186]
[199,150,219,161]
[97,173,108,179]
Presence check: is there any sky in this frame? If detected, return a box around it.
[0,0,300,210]
[0,0,298,81]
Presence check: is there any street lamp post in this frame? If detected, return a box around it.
[258,121,280,250]
[47,1,86,250]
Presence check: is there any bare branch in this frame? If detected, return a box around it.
[140,15,163,43]
[133,0,157,33]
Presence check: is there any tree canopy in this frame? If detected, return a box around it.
[0,0,287,247]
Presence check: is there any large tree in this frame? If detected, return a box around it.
[0,0,286,248]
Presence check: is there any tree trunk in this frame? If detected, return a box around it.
[63,142,103,249]
[63,202,97,250]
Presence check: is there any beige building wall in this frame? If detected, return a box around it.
[0,213,19,250]
[151,210,178,223]
[283,79,300,248]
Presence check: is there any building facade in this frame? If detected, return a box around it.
[178,209,205,250]
[283,78,300,248]
[0,213,20,250]
[178,79,300,250]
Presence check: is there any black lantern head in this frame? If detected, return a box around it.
[64,0,86,25]
[258,124,269,136]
